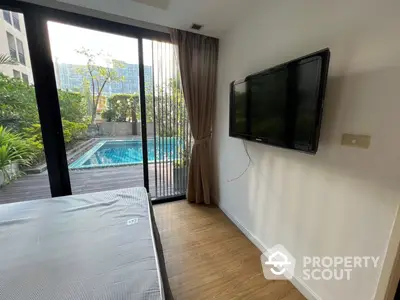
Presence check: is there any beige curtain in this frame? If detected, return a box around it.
[170,29,218,205]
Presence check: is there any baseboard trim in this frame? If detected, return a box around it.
[218,204,322,300]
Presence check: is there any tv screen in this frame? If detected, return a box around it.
[229,49,330,153]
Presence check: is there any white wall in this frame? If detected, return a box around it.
[23,0,169,34]
[213,1,400,299]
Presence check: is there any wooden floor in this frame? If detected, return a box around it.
[154,201,305,300]
[0,164,177,204]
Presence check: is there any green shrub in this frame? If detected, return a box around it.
[22,120,88,160]
[62,120,88,144]
[58,90,87,123]
[0,73,87,131]
[101,109,116,122]
[106,93,139,122]
[0,73,90,172]
[0,73,38,131]
[22,124,44,163]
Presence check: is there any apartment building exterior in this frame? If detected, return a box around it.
[54,60,153,96]
[0,9,33,84]
[0,9,154,93]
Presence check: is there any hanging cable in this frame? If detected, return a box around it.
[227,140,253,182]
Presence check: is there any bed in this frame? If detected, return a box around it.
[0,187,173,300]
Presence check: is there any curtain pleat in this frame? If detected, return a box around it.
[170,29,218,204]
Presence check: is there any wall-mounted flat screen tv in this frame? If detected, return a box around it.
[229,48,330,154]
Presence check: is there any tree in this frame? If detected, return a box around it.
[58,90,87,123]
[150,77,187,137]
[0,74,38,131]
[0,74,87,131]
[0,73,89,164]
[82,78,92,116]
[105,93,139,122]
[102,93,155,123]
[75,48,125,124]
[101,93,139,134]
[144,93,155,123]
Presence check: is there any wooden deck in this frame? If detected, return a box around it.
[0,164,180,204]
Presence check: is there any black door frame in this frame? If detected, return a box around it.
[23,6,72,197]
[1,0,185,201]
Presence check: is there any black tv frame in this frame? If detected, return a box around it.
[229,48,330,154]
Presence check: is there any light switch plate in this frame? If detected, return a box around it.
[341,134,371,149]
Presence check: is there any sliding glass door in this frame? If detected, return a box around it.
[0,8,51,203]
[46,20,145,196]
[143,39,192,200]
[0,1,189,203]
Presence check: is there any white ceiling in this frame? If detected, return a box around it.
[47,0,261,37]
[131,0,170,10]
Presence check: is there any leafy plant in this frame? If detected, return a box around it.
[0,73,89,165]
[174,145,190,168]
[0,126,35,183]
[0,73,87,131]
[104,93,139,122]
[0,73,39,131]
[58,90,87,123]
[24,120,88,150]
[103,93,156,123]
[62,120,88,144]
[149,78,188,137]
[101,109,116,122]
[21,124,44,163]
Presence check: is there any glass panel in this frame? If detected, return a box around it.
[143,39,191,200]
[47,21,144,195]
[2,10,11,25]
[16,38,25,65]
[6,31,17,61]
[12,12,20,31]
[22,73,28,84]
[12,69,20,78]
[0,10,50,204]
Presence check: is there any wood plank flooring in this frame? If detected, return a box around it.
[154,201,305,300]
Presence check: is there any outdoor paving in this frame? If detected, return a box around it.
[0,164,179,204]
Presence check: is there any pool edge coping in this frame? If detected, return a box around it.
[69,138,181,170]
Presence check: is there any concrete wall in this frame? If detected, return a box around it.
[98,122,134,136]
[98,122,154,136]
[137,121,155,136]
[0,163,19,187]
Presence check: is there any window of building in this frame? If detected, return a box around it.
[3,10,11,25]
[13,70,21,79]
[22,73,29,84]
[16,38,25,65]
[12,12,20,31]
[7,32,17,61]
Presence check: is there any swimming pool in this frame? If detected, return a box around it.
[69,138,181,170]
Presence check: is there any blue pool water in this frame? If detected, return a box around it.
[69,138,181,170]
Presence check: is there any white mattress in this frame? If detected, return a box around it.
[0,187,166,300]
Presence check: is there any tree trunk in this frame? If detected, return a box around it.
[131,107,137,135]
[91,96,100,124]
[91,108,96,124]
